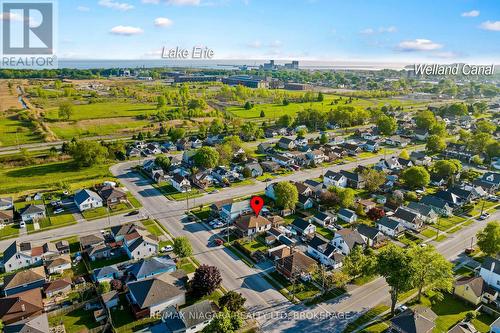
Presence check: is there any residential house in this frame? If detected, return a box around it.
[163,300,218,333]
[297,195,315,210]
[414,128,429,141]
[444,143,475,162]
[311,212,336,227]
[0,289,44,325]
[244,162,264,178]
[291,218,316,237]
[74,189,103,212]
[420,196,453,217]
[294,182,314,197]
[220,200,251,223]
[410,151,432,166]
[306,150,328,164]
[304,179,324,195]
[55,240,70,254]
[261,161,280,172]
[363,139,379,152]
[377,216,405,238]
[3,267,46,296]
[356,224,386,248]
[337,208,357,224]
[448,322,480,333]
[275,251,317,280]
[341,142,362,156]
[145,143,162,155]
[394,206,424,231]
[479,257,500,291]
[171,174,192,193]
[44,278,72,298]
[258,142,274,154]
[2,241,43,272]
[80,234,111,261]
[20,205,46,223]
[127,257,177,281]
[191,171,214,190]
[398,158,414,168]
[123,229,159,260]
[270,154,294,167]
[234,215,272,238]
[386,135,410,147]
[278,137,296,150]
[307,235,344,269]
[0,197,14,225]
[44,254,71,275]
[4,313,49,333]
[209,199,233,218]
[430,175,447,187]
[331,229,366,256]
[358,199,376,213]
[390,305,437,333]
[340,170,365,189]
[407,202,438,224]
[212,166,239,184]
[93,265,121,283]
[481,172,500,190]
[97,186,127,206]
[102,290,120,309]
[454,276,498,306]
[127,271,187,319]
[434,190,464,208]
[376,157,403,171]
[323,170,348,188]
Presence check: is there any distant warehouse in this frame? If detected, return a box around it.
[284,82,311,90]
[222,75,269,89]
[174,75,220,83]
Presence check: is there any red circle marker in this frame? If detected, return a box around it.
[250,196,264,217]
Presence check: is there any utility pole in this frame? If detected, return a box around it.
[479,199,485,216]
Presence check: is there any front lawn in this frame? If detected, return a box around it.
[88,254,129,270]
[269,271,320,301]
[177,257,196,274]
[142,219,164,236]
[240,237,268,254]
[0,224,20,239]
[344,304,389,333]
[157,184,204,201]
[190,206,211,221]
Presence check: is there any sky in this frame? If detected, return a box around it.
[11,0,500,63]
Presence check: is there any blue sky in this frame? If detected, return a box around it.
[51,0,500,62]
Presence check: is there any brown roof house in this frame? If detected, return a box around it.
[44,254,72,275]
[3,266,46,296]
[4,313,49,333]
[97,186,127,206]
[276,251,317,281]
[234,215,272,238]
[0,288,44,325]
[0,197,14,225]
[44,278,72,298]
[453,276,498,306]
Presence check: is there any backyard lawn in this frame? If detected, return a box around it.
[0,224,19,239]
[142,219,164,237]
[110,295,160,333]
[48,308,100,333]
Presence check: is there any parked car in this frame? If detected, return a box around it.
[214,239,224,246]
[127,210,140,216]
[478,213,490,220]
[54,208,64,214]
[161,245,173,252]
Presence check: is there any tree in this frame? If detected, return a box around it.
[155,155,171,172]
[469,132,493,154]
[157,95,166,109]
[486,141,500,160]
[367,207,385,221]
[194,147,220,169]
[401,166,430,189]
[433,159,462,180]
[342,246,368,278]
[331,187,356,208]
[399,149,410,160]
[296,127,307,138]
[98,281,111,294]
[429,121,447,137]
[169,128,186,142]
[58,102,74,120]
[326,271,350,289]
[317,92,324,102]
[260,110,265,118]
[277,114,293,128]
[191,265,222,297]
[209,118,224,135]
[203,307,242,333]
[415,111,436,130]
[244,101,253,110]
[173,236,193,258]
[218,291,246,312]
[361,168,386,192]
[408,245,453,302]
[69,140,108,167]
[377,115,397,136]
[426,135,446,153]
[476,221,500,257]
[376,244,415,315]
[274,182,299,210]
[320,133,328,144]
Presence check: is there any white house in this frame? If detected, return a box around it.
[125,234,159,260]
[337,208,357,224]
[171,174,192,193]
[74,189,103,212]
[479,257,500,291]
[307,236,343,269]
[323,171,347,188]
[20,204,46,223]
[376,217,405,238]
[331,229,366,256]
[2,241,42,272]
[220,200,251,223]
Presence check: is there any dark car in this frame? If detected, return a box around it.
[127,210,140,216]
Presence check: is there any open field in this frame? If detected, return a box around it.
[227,95,429,119]
[44,101,157,121]
[0,111,41,147]
[0,80,21,111]
[0,160,114,196]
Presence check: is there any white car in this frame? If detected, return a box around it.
[54,208,64,214]
[161,245,173,252]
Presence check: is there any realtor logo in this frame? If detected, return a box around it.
[1,0,57,68]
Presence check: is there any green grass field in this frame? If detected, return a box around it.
[0,161,114,196]
[0,115,41,147]
[142,219,164,236]
[48,118,151,140]
[45,101,157,121]
[48,308,101,333]
[0,224,20,239]
[227,95,428,119]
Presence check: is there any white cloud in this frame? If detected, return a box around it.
[480,21,500,31]
[142,0,160,3]
[247,40,262,48]
[461,10,479,17]
[110,25,144,36]
[0,12,23,21]
[360,26,397,35]
[77,6,90,12]
[397,39,443,51]
[154,17,174,27]
[167,0,200,4]
[98,0,134,11]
